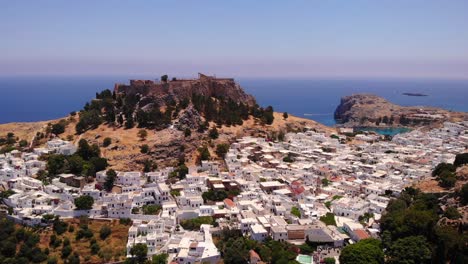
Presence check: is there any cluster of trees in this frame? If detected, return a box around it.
[0,132,28,154]
[45,139,108,181]
[433,153,468,188]
[74,195,94,210]
[433,162,457,187]
[202,190,228,202]
[340,187,467,263]
[46,216,119,263]
[141,204,162,215]
[215,143,230,158]
[202,189,240,203]
[378,187,467,263]
[192,93,274,126]
[197,146,211,161]
[51,119,67,135]
[216,228,299,264]
[179,216,215,230]
[125,243,168,264]
[191,94,250,126]
[76,89,116,134]
[168,163,189,181]
[340,239,383,264]
[76,85,275,138]
[0,219,48,263]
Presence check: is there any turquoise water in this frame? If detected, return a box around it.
[296,254,313,264]
[355,127,412,136]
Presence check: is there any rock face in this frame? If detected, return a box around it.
[115,73,256,107]
[334,94,468,128]
[175,105,202,131]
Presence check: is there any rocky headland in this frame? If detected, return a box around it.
[334,94,468,128]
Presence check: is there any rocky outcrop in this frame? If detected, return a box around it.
[115,73,256,107]
[175,105,202,131]
[334,94,468,128]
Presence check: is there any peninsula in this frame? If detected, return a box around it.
[334,94,468,128]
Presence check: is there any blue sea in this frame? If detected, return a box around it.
[0,76,467,127]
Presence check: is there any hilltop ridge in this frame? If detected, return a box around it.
[114,73,256,107]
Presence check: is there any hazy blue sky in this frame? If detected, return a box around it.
[1,1,468,79]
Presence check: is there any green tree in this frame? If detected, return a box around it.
[209,127,219,139]
[47,154,66,175]
[291,207,301,218]
[74,195,94,210]
[19,139,28,148]
[160,75,168,82]
[51,122,66,135]
[99,225,112,240]
[104,169,117,192]
[152,253,168,264]
[321,178,330,186]
[177,163,188,179]
[339,239,383,264]
[140,144,149,154]
[438,170,456,188]
[130,243,148,264]
[454,153,468,167]
[215,143,229,158]
[137,129,148,141]
[142,204,162,215]
[76,139,100,160]
[283,112,288,119]
[76,110,102,134]
[386,236,431,264]
[90,242,100,255]
[90,157,108,172]
[262,106,274,125]
[443,206,461,219]
[324,258,335,264]
[67,252,80,264]
[320,212,336,226]
[103,137,112,147]
[198,146,211,161]
[61,245,72,259]
[432,162,455,176]
[68,155,84,175]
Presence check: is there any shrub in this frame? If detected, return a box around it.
[119,218,132,225]
[103,137,112,147]
[208,127,219,139]
[61,245,72,259]
[99,225,112,240]
[140,144,149,154]
[291,207,301,218]
[320,213,336,226]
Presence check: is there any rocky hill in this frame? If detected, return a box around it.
[0,74,333,170]
[115,73,256,107]
[334,94,468,128]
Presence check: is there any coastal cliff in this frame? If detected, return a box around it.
[334,94,468,128]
